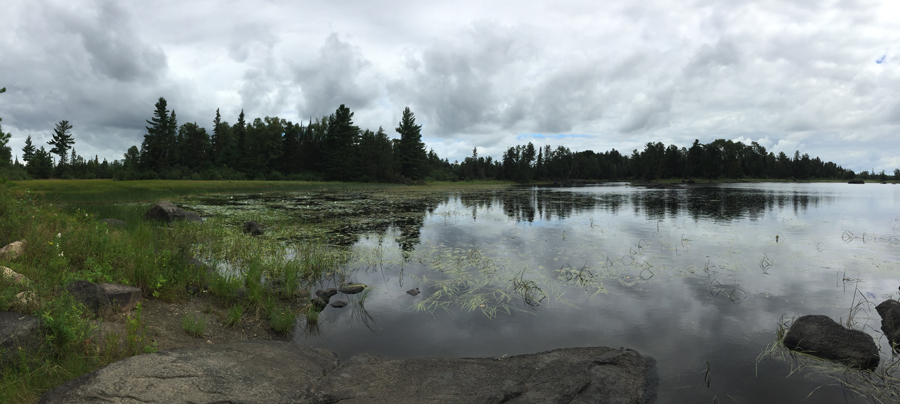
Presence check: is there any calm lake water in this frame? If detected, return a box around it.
[193,182,900,402]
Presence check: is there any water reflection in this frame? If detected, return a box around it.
[185,183,900,403]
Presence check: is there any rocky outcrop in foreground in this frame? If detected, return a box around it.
[39,340,658,404]
[784,314,879,370]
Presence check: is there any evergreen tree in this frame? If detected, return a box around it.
[48,120,75,167]
[141,97,173,173]
[233,110,247,171]
[0,87,8,167]
[211,108,227,163]
[324,105,359,181]
[395,107,426,180]
[22,135,35,164]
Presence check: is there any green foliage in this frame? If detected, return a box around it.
[41,294,92,357]
[48,120,75,167]
[224,304,243,328]
[181,313,207,337]
[396,107,427,180]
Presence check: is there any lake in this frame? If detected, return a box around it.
[186,182,900,402]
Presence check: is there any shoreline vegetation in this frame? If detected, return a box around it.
[0,178,893,403]
[2,96,897,185]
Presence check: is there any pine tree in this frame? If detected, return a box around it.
[0,88,9,168]
[324,105,359,181]
[395,107,426,180]
[141,97,172,173]
[48,120,75,167]
[22,135,35,164]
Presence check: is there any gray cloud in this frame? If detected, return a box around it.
[293,34,379,119]
[0,0,899,171]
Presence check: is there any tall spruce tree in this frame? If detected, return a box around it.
[48,120,75,167]
[0,87,9,167]
[22,135,35,164]
[324,105,359,181]
[395,107,426,180]
[141,97,174,173]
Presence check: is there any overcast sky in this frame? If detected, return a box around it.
[1,0,898,172]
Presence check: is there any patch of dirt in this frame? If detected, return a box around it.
[93,292,289,353]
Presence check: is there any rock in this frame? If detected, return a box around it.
[145,201,203,223]
[185,285,200,295]
[783,314,879,370]
[242,220,264,236]
[99,219,126,228]
[876,300,900,350]
[338,284,367,294]
[315,288,337,300]
[38,341,339,404]
[38,341,658,404]
[330,300,348,308]
[15,291,37,310]
[97,283,142,312]
[65,281,111,317]
[310,297,329,312]
[1,266,29,284]
[0,311,43,370]
[406,287,420,296]
[0,240,26,260]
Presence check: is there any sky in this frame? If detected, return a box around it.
[1,0,899,173]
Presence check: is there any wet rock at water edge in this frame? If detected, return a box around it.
[315,288,337,300]
[37,341,658,404]
[406,287,420,296]
[783,314,880,370]
[876,300,900,350]
[311,297,329,312]
[99,219,126,228]
[330,300,348,308]
[338,284,366,294]
[0,311,43,370]
[242,220,264,236]
[145,201,203,223]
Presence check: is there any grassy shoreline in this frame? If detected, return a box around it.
[0,180,380,403]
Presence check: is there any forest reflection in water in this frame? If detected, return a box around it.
[187,182,900,403]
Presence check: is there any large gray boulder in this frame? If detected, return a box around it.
[38,341,338,404]
[784,314,880,370]
[65,281,111,317]
[876,299,900,350]
[0,311,43,370]
[38,341,658,404]
[145,201,203,223]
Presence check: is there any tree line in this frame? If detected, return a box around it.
[1,93,896,183]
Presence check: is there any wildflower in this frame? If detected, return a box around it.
[57,233,61,238]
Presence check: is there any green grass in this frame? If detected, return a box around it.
[181,314,207,338]
[0,181,363,403]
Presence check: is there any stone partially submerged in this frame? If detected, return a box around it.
[876,299,900,350]
[38,341,658,404]
[145,201,203,223]
[783,314,880,370]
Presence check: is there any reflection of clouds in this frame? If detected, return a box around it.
[297,183,899,403]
